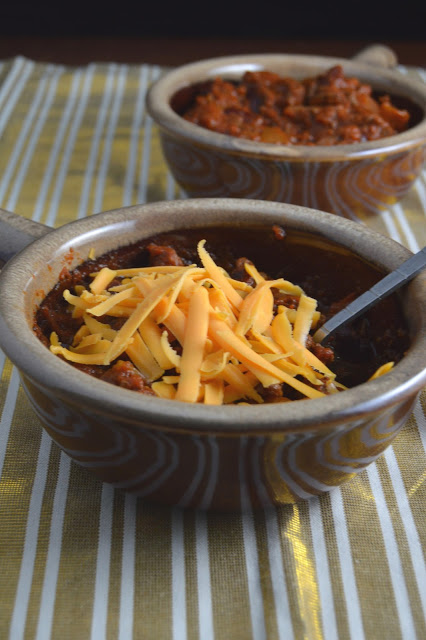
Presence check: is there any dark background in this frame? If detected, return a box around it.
[0,0,425,67]
[2,1,425,39]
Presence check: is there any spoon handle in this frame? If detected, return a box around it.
[313,246,426,344]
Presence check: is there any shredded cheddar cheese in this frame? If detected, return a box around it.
[49,240,394,404]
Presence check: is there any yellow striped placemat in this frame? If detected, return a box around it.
[0,56,425,640]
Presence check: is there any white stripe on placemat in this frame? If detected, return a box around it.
[380,210,401,244]
[251,441,294,639]
[43,65,96,226]
[77,64,117,219]
[391,203,420,252]
[0,350,5,377]
[240,438,267,640]
[91,483,115,640]
[0,366,21,479]
[366,465,417,639]
[264,509,295,640]
[35,453,71,640]
[35,67,82,223]
[172,507,187,640]
[195,511,214,640]
[0,57,26,112]
[0,65,58,205]
[329,487,365,640]
[413,178,426,214]
[6,67,65,214]
[0,64,36,204]
[383,446,426,620]
[0,58,34,139]
[123,66,149,207]
[308,498,339,640]
[118,493,137,640]
[8,431,52,640]
[413,170,426,212]
[414,400,426,454]
[137,66,161,204]
[93,65,128,214]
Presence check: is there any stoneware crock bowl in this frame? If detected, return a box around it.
[0,199,425,510]
[146,46,426,219]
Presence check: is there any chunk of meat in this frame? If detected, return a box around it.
[230,257,255,285]
[258,383,291,403]
[306,335,335,364]
[147,243,184,267]
[100,360,155,394]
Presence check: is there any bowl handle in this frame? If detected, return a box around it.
[351,44,398,69]
[0,208,51,267]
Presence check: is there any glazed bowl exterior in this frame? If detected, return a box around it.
[0,199,425,510]
[146,53,426,218]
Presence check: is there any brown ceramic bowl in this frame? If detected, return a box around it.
[146,48,426,218]
[0,199,425,510]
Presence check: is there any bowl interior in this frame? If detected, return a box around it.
[33,221,410,391]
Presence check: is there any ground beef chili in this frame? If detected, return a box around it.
[33,226,410,401]
[180,65,410,145]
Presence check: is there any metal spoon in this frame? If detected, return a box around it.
[312,246,426,344]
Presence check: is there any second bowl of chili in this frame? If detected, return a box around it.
[146,50,426,219]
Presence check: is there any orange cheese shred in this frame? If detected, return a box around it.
[175,285,210,403]
[198,240,244,311]
[293,293,317,346]
[89,267,117,294]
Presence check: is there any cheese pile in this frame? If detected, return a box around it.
[49,239,346,404]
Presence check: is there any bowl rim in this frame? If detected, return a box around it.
[0,198,425,436]
[146,52,426,163]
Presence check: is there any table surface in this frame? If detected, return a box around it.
[0,46,425,640]
[0,37,426,68]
